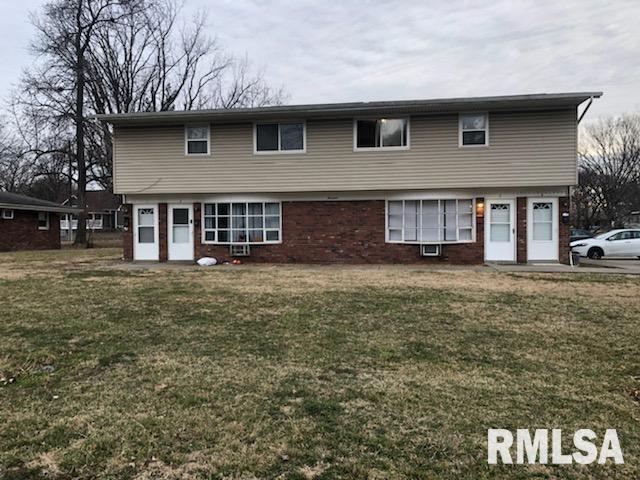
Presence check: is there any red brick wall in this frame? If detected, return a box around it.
[159,203,168,262]
[121,196,572,265]
[122,204,133,261]
[0,210,60,252]
[516,197,527,264]
[194,200,484,264]
[559,196,571,264]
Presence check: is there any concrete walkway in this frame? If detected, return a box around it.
[488,259,640,274]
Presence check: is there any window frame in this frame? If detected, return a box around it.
[1,209,14,219]
[184,124,211,156]
[253,121,306,155]
[37,211,50,230]
[385,198,476,244]
[201,201,283,245]
[459,113,489,148]
[531,201,554,241]
[353,118,410,152]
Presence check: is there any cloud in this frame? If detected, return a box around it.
[3,0,639,120]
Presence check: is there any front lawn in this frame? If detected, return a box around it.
[0,249,638,479]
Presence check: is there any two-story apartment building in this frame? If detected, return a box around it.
[97,92,601,264]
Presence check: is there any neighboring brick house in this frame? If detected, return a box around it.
[96,92,601,264]
[59,191,124,241]
[0,192,82,252]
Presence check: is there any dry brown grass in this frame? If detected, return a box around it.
[0,249,639,479]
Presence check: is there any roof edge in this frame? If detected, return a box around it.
[94,91,603,124]
[0,203,83,214]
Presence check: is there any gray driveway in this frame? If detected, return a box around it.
[580,257,640,272]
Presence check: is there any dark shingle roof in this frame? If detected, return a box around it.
[0,192,82,213]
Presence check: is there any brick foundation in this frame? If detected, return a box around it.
[0,210,61,252]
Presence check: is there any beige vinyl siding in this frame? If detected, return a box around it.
[113,109,577,194]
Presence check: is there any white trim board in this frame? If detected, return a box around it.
[124,187,568,205]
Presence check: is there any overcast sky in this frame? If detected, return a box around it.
[1,0,639,121]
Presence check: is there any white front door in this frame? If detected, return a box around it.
[168,204,194,261]
[485,199,516,262]
[133,204,159,260]
[527,198,559,262]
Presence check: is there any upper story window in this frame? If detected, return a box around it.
[255,123,305,153]
[38,212,49,230]
[1,209,14,219]
[185,125,210,155]
[459,114,488,147]
[355,118,408,150]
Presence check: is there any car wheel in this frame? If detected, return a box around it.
[587,247,604,260]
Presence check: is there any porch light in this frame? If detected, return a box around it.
[476,201,485,217]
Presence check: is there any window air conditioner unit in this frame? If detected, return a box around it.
[421,244,441,257]
[230,244,250,257]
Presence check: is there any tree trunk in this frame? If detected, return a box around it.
[74,6,87,246]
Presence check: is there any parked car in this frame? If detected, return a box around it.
[570,228,594,243]
[570,229,640,259]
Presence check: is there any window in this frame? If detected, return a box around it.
[255,123,305,153]
[532,202,553,241]
[459,114,488,146]
[203,202,281,244]
[609,231,636,241]
[387,199,474,243]
[185,125,210,155]
[355,119,408,149]
[37,212,49,230]
[1,209,14,219]
[137,208,155,243]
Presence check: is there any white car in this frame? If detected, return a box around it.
[570,229,640,259]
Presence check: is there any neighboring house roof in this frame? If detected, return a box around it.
[61,191,121,212]
[86,191,120,212]
[0,192,82,214]
[95,92,603,126]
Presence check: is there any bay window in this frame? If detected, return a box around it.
[203,202,281,244]
[387,199,474,243]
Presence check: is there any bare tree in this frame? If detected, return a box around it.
[25,0,142,245]
[82,1,284,184]
[0,124,29,192]
[575,114,640,229]
[10,0,285,240]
